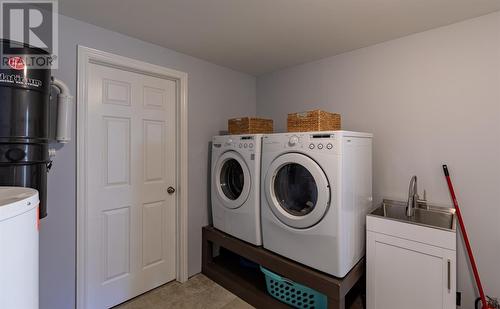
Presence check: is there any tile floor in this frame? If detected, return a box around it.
[114,273,364,309]
[114,274,252,309]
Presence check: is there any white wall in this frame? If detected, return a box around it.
[41,14,256,309]
[257,12,500,307]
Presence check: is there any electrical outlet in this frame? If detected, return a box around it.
[456,292,461,306]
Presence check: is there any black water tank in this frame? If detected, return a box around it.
[0,39,51,218]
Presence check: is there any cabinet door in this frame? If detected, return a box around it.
[367,231,456,309]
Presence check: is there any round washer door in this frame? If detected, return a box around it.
[214,150,251,209]
[265,153,330,228]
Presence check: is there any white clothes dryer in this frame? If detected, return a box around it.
[261,131,372,277]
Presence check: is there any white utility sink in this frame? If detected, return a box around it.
[366,199,457,309]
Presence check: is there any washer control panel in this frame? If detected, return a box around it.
[213,135,258,152]
[238,142,253,148]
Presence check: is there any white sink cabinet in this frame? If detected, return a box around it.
[366,204,457,309]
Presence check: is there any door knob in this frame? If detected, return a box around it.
[167,186,176,194]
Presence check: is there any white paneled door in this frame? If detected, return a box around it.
[85,62,177,309]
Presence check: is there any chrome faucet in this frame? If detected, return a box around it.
[406,176,419,217]
[406,175,429,216]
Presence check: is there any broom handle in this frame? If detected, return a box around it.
[443,165,488,309]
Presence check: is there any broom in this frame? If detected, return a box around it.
[442,165,491,309]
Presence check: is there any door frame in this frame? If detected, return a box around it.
[76,46,188,309]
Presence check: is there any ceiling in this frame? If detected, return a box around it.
[59,0,500,75]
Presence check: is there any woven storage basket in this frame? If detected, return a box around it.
[228,117,273,134]
[287,110,341,132]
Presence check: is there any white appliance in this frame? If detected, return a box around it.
[0,187,39,309]
[261,131,372,277]
[211,134,263,245]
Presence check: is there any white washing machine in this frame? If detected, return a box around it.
[261,131,372,277]
[211,134,263,245]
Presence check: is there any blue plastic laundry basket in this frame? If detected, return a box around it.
[260,266,327,309]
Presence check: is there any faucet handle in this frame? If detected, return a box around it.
[417,189,429,209]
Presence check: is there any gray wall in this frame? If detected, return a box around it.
[257,12,500,307]
[41,15,256,309]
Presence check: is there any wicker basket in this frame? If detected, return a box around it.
[228,117,274,134]
[287,110,341,132]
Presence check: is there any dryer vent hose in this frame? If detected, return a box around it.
[51,77,73,143]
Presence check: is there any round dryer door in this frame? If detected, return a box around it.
[214,151,251,209]
[265,153,330,228]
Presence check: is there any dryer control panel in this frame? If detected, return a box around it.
[308,133,336,151]
[263,132,337,154]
